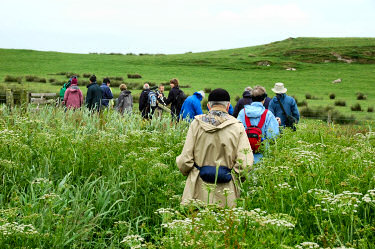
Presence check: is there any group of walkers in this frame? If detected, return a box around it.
[60,74,301,208]
[176,83,300,208]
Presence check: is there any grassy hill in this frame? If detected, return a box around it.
[1,37,375,121]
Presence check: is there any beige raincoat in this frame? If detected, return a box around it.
[176,106,253,207]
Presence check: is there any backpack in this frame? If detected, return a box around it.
[148,91,157,108]
[244,109,268,153]
[59,83,70,101]
[175,89,187,110]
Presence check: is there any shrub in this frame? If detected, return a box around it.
[82,73,91,78]
[25,75,38,82]
[109,76,124,81]
[125,82,142,90]
[305,93,312,99]
[49,78,56,83]
[180,85,191,88]
[334,100,346,106]
[38,78,47,83]
[351,103,362,111]
[367,106,374,112]
[5,75,22,83]
[65,72,80,78]
[235,95,240,102]
[204,88,212,93]
[300,106,356,124]
[201,98,208,110]
[127,74,142,79]
[356,92,367,100]
[298,100,308,107]
[109,81,122,87]
[329,93,336,99]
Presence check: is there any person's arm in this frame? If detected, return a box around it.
[86,88,92,107]
[107,88,113,99]
[164,89,174,106]
[233,126,253,176]
[139,92,145,111]
[176,121,197,176]
[265,112,280,140]
[291,98,300,123]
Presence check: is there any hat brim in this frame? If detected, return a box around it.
[272,87,287,94]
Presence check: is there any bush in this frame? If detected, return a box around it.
[368,106,374,112]
[235,95,240,102]
[25,75,38,82]
[201,98,208,110]
[180,85,191,88]
[109,76,124,81]
[298,100,308,107]
[65,72,80,78]
[356,92,367,100]
[49,78,56,83]
[127,74,142,79]
[38,78,47,83]
[351,103,362,111]
[204,88,212,93]
[334,100,346,106]
[126,82,142,90]
[109,81,122,87]
[305,93,312,99]
[300,106,356,124]
[82,73,91,78]
[329,93,336,99]
[5,75,22,83]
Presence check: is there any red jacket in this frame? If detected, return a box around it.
[64,84,83,109]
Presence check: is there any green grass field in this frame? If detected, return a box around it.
[1,37,375,122]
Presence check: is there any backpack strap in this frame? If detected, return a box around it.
[257,109,268,129]
[244,110,252,128]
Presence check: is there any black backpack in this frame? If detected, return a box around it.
[175,89,187,109]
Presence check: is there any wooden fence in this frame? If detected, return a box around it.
[0,89,58,107]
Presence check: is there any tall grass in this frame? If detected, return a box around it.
[0,105,374,248]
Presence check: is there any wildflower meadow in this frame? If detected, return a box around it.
[0,105,374,248]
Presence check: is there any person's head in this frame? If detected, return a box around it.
[169,78,179,88]
[159,84,164,92]
[207,88,231,111]
[143,83,150,90]
[89,75,96,83]
[197,90,205,99]
[272,82,287,94]
[119,84,127,91]
[251,85,267,103]
[103,77,111,86]
[244,86,253,93]
[71,77,78,85]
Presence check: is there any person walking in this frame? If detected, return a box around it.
[237,86,279,164]
[115,84,133,115]
[139,83,152,119]
[179,90,205,122]
[100,78,113,108]
[86,75,102,112]
[165,78,184,121]
[268,82,300,129]
[154,84,166,119]
[176,88,253,208]
[233,86,253,118]
[63,77,83,110]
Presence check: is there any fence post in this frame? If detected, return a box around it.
[6,89,14,108]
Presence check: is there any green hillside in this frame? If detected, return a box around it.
[1,37,375,121]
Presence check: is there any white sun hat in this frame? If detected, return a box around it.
[272,82,287,94]
[197,90,205,99]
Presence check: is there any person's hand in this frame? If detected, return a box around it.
[276,117,281,125]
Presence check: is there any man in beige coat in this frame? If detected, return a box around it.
[176,88,253,208]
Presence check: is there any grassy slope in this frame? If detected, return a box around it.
[1,37,375,120]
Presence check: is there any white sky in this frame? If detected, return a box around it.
[1,0,374,54]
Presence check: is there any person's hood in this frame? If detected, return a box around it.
[276,93,286,100]
[242,91,251,98]
[244,102,265,118]
[195,106,240,133]
[193,91,203,101]
[87,82,97,88]
[120,90,132,96]
[69,85,80,92]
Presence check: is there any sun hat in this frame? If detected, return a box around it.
[197,90,205,99]
[208,88,230,101]
[272,82,287,94]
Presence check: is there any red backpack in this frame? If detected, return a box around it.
[244,109,268,153]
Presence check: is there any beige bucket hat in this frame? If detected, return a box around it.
[272,82,287,94]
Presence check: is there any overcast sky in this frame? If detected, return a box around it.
[1,0,374,54]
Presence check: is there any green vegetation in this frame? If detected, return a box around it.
[0,37,375,121]
[0,106,374,248]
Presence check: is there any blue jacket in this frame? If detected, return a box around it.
[237,102,280,164]
[268,94,300,126]
[180,92,203,121]
[100,83,113,107]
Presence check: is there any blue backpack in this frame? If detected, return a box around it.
[148,91,157,107]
